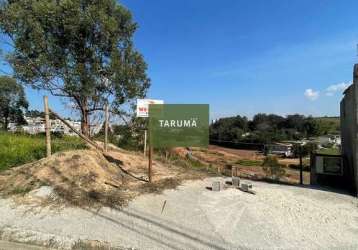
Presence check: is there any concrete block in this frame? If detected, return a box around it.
[232,177,240,187]
[212,181,221,191]
[241,183,252,192]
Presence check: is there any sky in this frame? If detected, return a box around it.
[1,0,358,120]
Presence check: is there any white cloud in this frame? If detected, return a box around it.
[304,89,319,101]
[325,81,351,96]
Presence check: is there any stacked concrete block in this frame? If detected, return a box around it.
[232,177,240,187]
[240,183,253,192]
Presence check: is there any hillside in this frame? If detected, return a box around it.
[314,116,340,134]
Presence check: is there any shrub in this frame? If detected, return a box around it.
[262,155,285,181]
[293,142,318,157]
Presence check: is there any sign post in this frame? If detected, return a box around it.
[136,99,164,183]
[299,145,303,185]
[144,130,147,156]
[148,140,153,183]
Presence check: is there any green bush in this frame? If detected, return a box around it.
[293,142,318,157]
[0,132,86,171]
[317,147,340,155]
[262,155,285,180]
[236,159,263,166]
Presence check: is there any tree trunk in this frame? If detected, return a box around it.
[4,116,8,131]
[81,110,90,137]
[80,98,90,137]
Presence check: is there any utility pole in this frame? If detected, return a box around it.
[43,96,51,157]
[299,145,303,185]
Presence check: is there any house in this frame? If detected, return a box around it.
[9,116,82,136]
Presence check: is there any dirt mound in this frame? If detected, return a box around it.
[0,147,208,208]
[0,150,129,207]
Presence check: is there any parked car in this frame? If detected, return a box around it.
[264,143,294,157]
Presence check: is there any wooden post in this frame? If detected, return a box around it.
[104,103,109,152]
[299,145,303,185]
[143,130,147,156]
[43,96,51,157]
[148,145,153,183]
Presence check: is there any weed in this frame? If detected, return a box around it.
[0,132,87,171]
[10,186,32,195]
[236,159,263,166]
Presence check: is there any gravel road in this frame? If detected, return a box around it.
[0,177,357,250]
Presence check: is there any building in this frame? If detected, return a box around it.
[9,116,81,136]
[340,64,358,194]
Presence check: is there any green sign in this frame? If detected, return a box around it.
[149,104,209,148]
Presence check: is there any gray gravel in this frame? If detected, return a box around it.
[0,177,358,250]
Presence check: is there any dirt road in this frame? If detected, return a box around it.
[0,177,357,249]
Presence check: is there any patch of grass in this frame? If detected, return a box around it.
[155,150,206,169]
[73,240,123,250]
[10,186,32,195]
[236,159,263,166]
[316,147,340,155]
[155,150,217,175]
[0,132,87,171]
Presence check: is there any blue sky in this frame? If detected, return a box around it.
[1,0,358,119]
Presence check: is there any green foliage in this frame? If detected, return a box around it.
[236,159,263,166]
[0,132,87,171]
[262,155,285,180]
[210,113,337,144]
[9,187,32,195]
[0,76,28,130]
[210,115,248,142]
[314,117,340,135]
[0,0,150,135]
[317,147,340,155]
[111,117,147,150]
[155,149,209,171]
[26,109,56,120]
[292,142,318,157]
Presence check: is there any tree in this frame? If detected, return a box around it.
[26,109,56,120]
[262,155,285,181]
[0,76,28,130]
[210,116,248,141]
[0,0,150,136]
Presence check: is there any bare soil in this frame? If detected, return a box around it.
[183,145,310,185]
[0,146,207,208]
